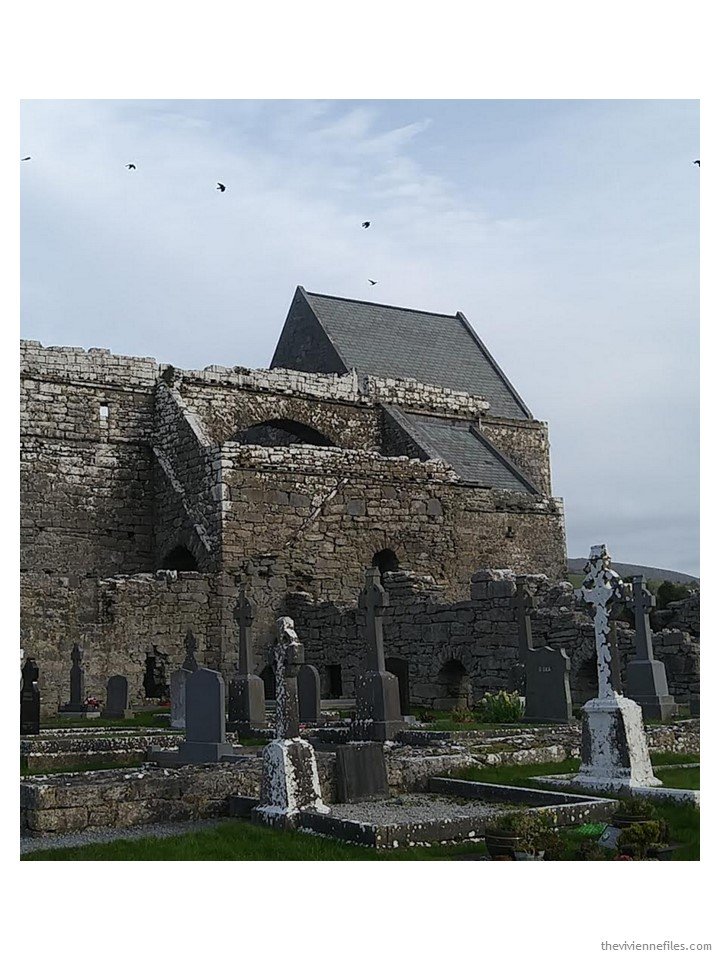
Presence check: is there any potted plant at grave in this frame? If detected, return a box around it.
[611,797,657,829]
[484,810,555,860]
[617,818,671,860]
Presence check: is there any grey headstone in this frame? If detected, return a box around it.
[513,582,572,723]
[625,576,678,722]
[353,568,404,741]
[335,742,389,802]
[177,668,235,763]
[20,658,40,735]
[298,664,321,723]
[101,675,132,719]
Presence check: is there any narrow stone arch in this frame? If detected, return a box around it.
[372,548,400,578]
[260,664,276,701]
[234,418,334,447]
[434,644,474,711]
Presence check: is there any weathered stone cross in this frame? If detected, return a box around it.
[580,544,627,699]
[358,567,388,672]
[233,585,256,675]
[273,617,304,740]
[182,629,199,671]
[512,582,535,663]
[69,643,85,705]
[630,575,656,661]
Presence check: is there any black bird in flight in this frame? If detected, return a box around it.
[368,279,378,286]
[361,221,371,228]
[21,156,31,161]
[693,160,700,166]
[126,163,136,170]
[216,182,226,192]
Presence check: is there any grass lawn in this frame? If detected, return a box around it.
[41,709,172,730]
[22,821,488,861]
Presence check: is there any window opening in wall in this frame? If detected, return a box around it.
[326,664,343,698]
[160,545,199,572]
[99,404,109,421]
[372,548,399,579]
[260,665,277,700]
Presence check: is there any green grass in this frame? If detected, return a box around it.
[21,820,488,861]
[41,710,172,730]
[22,757,144,777]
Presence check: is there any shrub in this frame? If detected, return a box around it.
[450,705,474,724]
[655,580,692,610]
[618,820,670,859]
[477,690,524,723]
[615,797,658,821]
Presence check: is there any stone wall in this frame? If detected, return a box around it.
[21,342,158,577]
[20,571,213,714]
[287,569,700,707]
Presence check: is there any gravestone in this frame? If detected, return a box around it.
[101,675,133,719]
[572,545,660,790]
[20,658,40,735]
[513,582,572,723]
[335,742,389,802]
[254,617,328,826]
[352,567,405,741]
[625,576,678,721]
[176,668,235,763]
[170,630,199,729]
[228,585,266,732]
[60,643,90,714]
[298,664,321,724]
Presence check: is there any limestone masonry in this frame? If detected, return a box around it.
[20,286,696,713]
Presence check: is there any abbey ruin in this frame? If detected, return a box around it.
[20,286,698,714]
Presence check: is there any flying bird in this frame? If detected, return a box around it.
[693,160,700,166]
[216,182,226,192]
[368,279,378,286]
[21,156,31,161]
[125,163,136,170]
[361,221,371,228]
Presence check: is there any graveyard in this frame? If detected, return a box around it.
[19,289,700,861]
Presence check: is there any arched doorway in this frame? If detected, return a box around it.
[260,665,276,700]
[160,545,199,572]
[143,646,169,699]
[234,419,333,447]
[386,657,410,715]
[436,658,472,711]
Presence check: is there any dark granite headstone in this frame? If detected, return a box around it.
[101,675,133,719]
[353,567,405,741]
[335,742,389,802]
[177,668,235,763]
[625,576,678,721]
[20,658,40,735]
[298,664,321,723]
[513,583,572,723]
[60,643,87,713]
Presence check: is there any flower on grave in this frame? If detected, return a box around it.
[84,696,101,708]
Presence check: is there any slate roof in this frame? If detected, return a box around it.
[302,289,531,419]
[386,406,539,494]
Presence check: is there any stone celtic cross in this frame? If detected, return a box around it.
[273,617,304,740]
[581,545,628,699]
[358,567,388,672]
[182,629,199,671]
[233,584,256,675]
[512,582,536,663]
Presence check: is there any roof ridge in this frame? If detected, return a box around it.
[304,289,458,320]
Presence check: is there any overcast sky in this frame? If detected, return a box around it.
[20,99,699,575]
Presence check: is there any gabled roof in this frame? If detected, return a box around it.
[271,287,532,419]
[385,406,540,495]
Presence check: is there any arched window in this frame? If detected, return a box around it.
[372,549,399,577]
[234,419,333,447]
[160,545,199,572]
[260,665,277,700]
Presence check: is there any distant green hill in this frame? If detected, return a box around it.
[566,559,699,585]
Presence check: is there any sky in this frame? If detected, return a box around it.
[20,99,700,575]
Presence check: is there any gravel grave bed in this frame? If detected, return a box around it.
[325,793,516,826]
